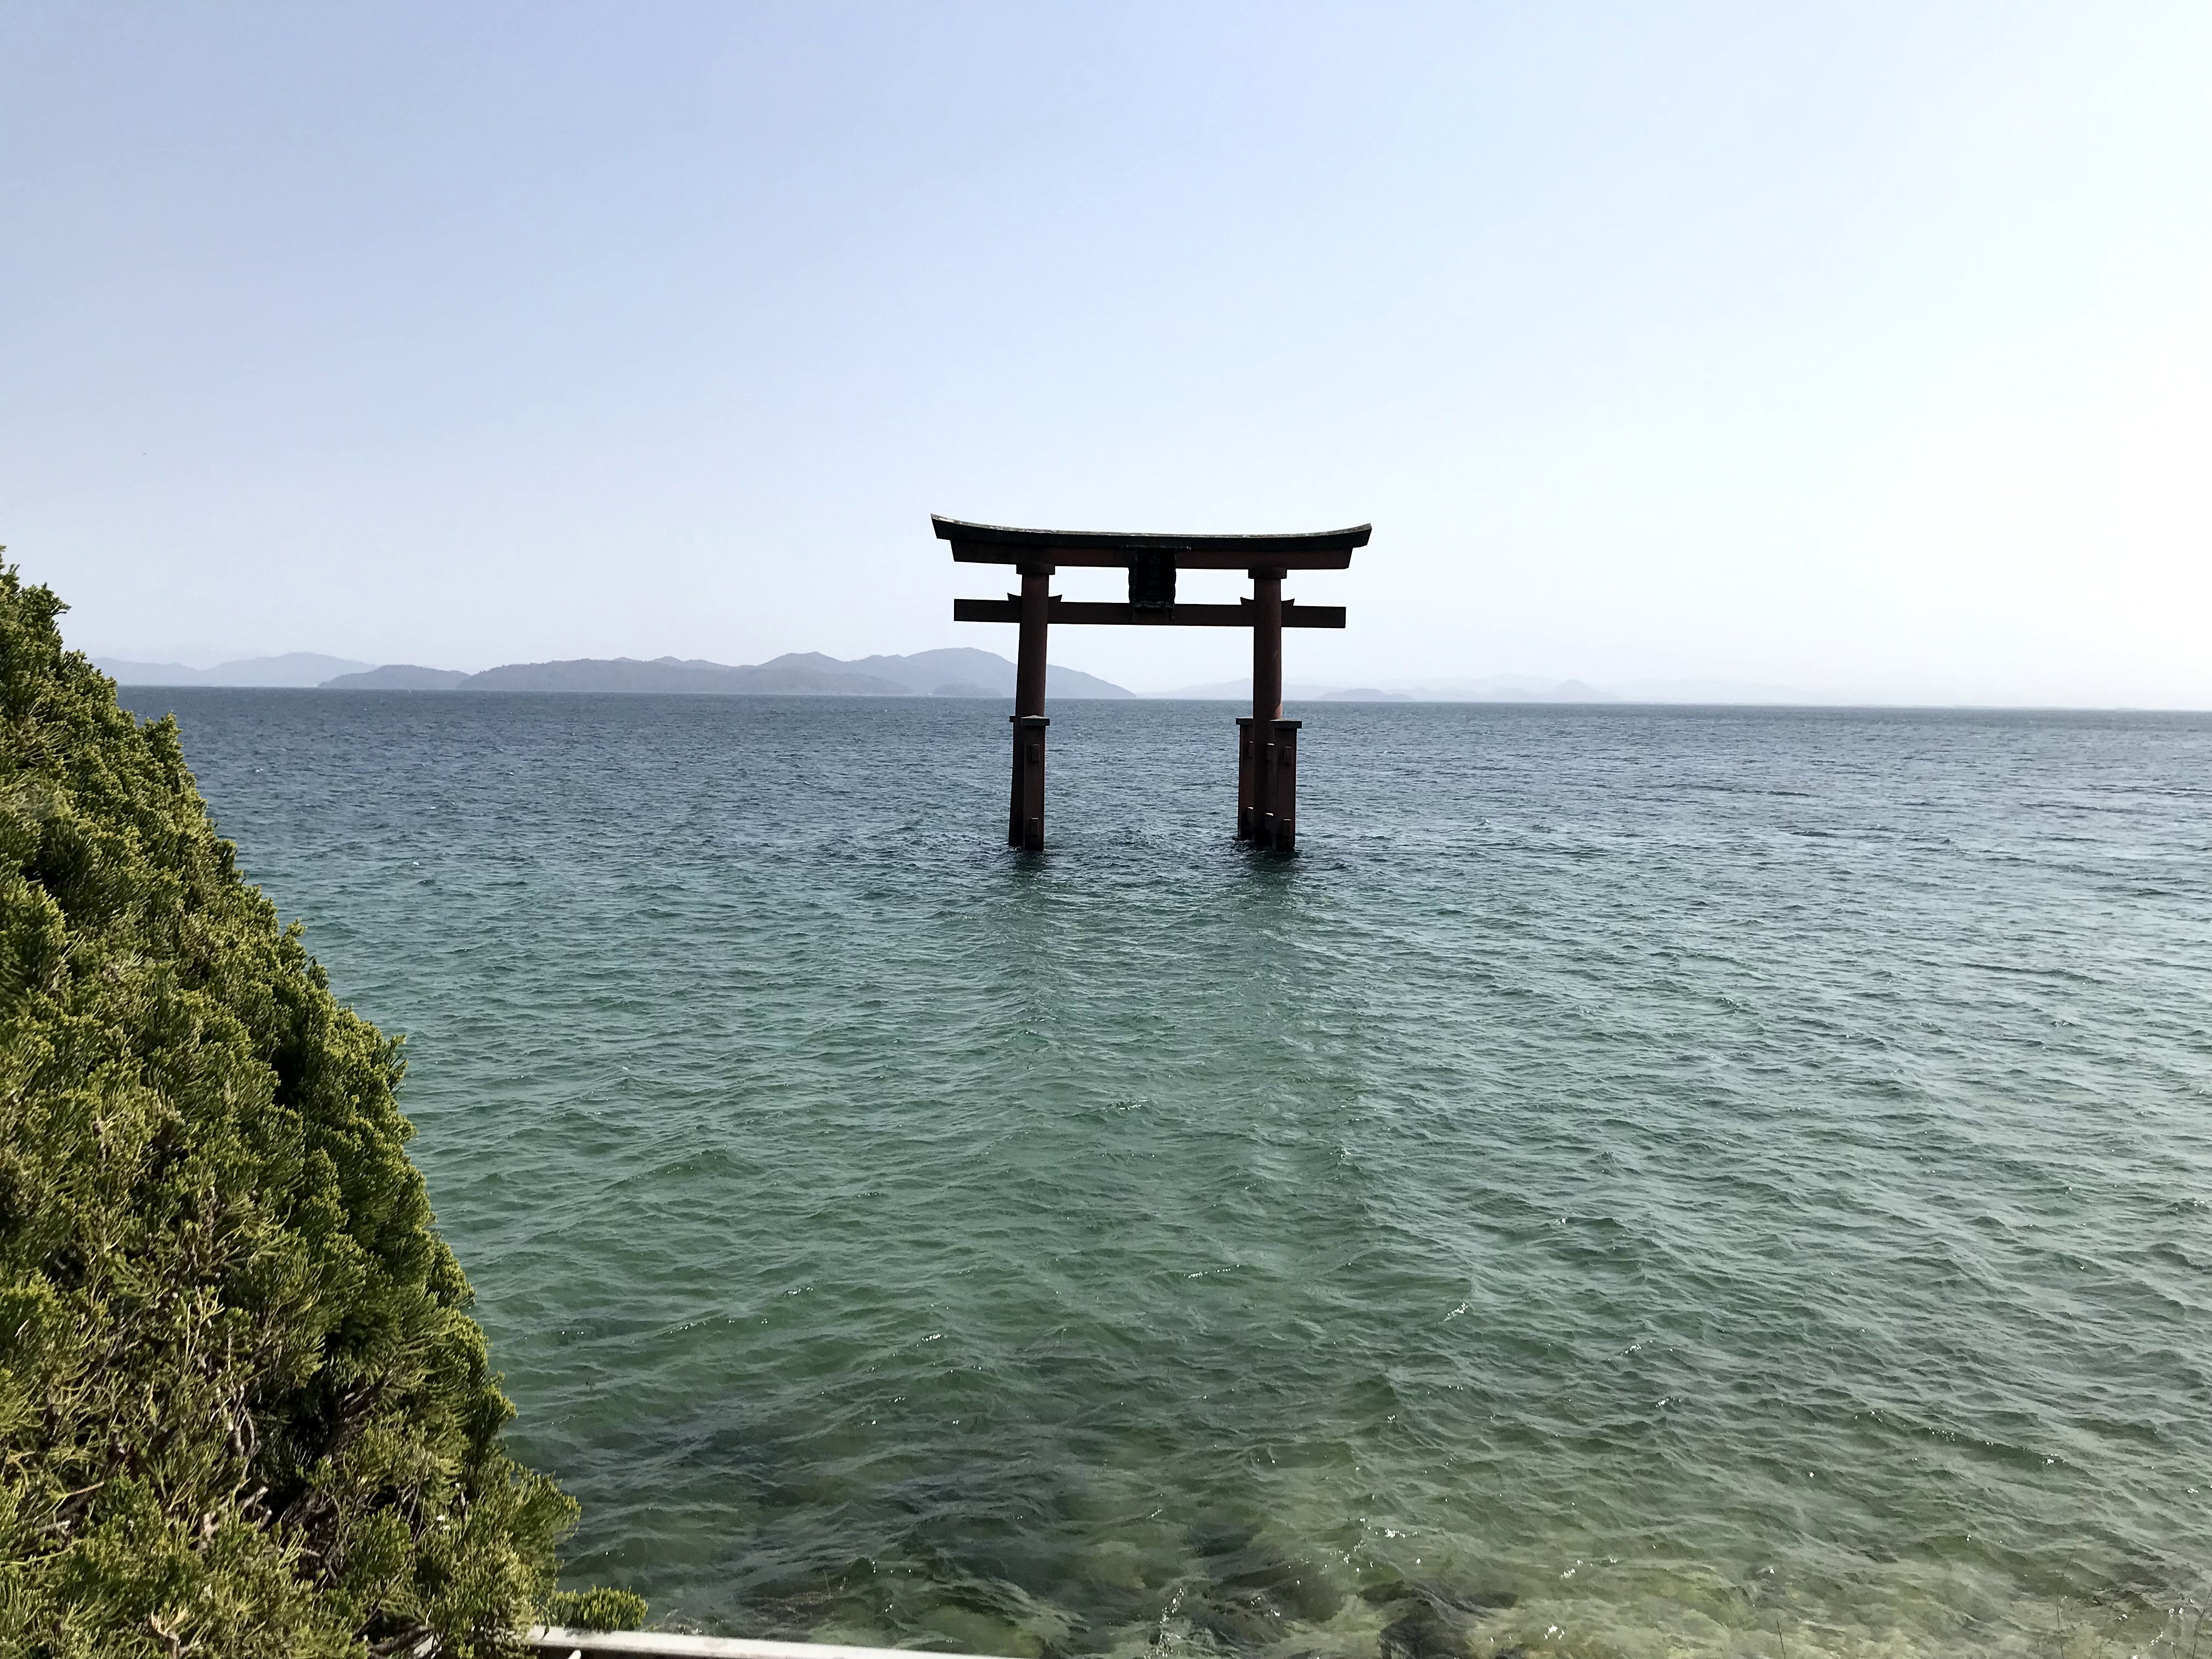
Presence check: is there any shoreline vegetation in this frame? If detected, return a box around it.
[0,563,640,1655]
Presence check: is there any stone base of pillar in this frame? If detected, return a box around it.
[1009,715,1049,850]
[1235,718,1256,839]
[1236,718,1300,853]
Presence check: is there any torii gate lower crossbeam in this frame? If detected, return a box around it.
[936,515,1371,853]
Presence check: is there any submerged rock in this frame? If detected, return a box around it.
[1357,1578,1515,1615]
[1378,1607,1468,1659]
[915,1604,1042,1658]
[1185,1517,1342,1624]
[1431,1587,1516,1613]
[1187,1593,1290,1650]
[1085,1541,1152,1592]
[1188,1519,1263,1561]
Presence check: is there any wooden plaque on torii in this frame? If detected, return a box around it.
[936,515,1371,854]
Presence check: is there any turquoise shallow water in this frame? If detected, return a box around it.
[134,690,2212,1657]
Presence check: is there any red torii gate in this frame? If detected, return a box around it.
[937,515,1371,854]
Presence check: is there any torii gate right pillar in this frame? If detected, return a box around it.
[1238,566,1299,853]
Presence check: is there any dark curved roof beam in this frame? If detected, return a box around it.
[933,515,1369,569]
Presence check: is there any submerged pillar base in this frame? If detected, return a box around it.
[1236,718,1256,839]
[1009,715,1049,850]
[1236,718,1300,853]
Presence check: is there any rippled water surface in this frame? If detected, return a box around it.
[138,691,2212,1657]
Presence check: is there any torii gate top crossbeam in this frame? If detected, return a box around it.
[933,515,1370,569]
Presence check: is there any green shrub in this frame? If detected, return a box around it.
[0,563,579,1656]
[544,1588,649,1632]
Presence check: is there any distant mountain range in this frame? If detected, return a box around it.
[93,652,1838,706]
[94,652,375,687]
[1158,674,1615,702]
[1155,674,1832,703]
[97,648,1134,700]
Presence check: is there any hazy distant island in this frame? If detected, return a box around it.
[94,652,1841,705]
[92,650,379,687]
[97,647,1136,699]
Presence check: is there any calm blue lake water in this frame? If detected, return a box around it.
[131,690,2212,1657]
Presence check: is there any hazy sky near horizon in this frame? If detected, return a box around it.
[4,4,2208,701]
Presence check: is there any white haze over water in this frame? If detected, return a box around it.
[4,4,2210,706]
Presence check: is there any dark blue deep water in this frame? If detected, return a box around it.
[132,690,2212,1657]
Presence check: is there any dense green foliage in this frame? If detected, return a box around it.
[0,566,577,1656]
[544,1589,647,1632]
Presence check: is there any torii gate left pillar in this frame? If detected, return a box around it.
[1236,566,1300,851]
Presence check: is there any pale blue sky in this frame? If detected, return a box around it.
[4,3,2207,701]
